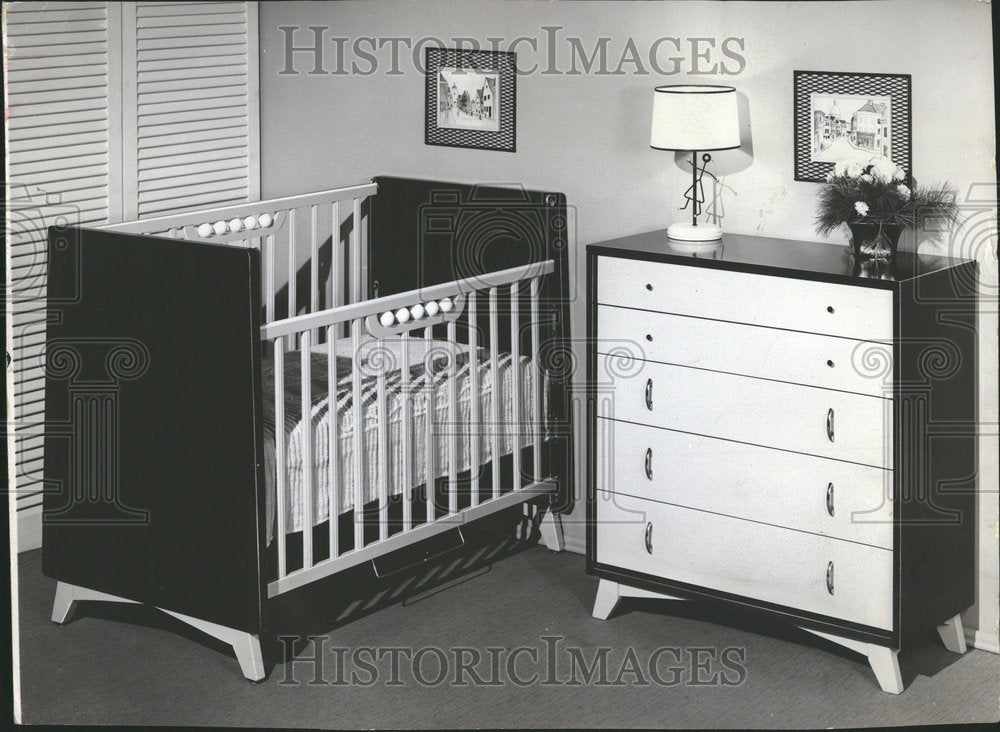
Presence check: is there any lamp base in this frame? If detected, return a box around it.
[667,222,723,242]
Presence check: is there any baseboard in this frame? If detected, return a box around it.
[16,506,42,553]
[563,533,585,555]
[965,627,1000,654]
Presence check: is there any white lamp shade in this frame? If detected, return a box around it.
[650,85,740,151]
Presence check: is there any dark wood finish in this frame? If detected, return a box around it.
[587,230,978,648]
[43,226,267,635]
[368,176,575,511]
[896,263,978,638]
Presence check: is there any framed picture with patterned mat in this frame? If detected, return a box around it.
[794,70,911,183]
[425,47,516,152]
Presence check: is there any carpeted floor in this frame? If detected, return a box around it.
[15,542,1000,729]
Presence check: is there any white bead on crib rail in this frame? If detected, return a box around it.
[243,215,258,230]
[438,297,454,313]
[410,303,426,320]
[213,220,228,236]
[379,311,396,327]
[394,307,411,323]
[258,213,274,228]
[424,300,440,317]
[228,217,243,233]
[197,223,213,238]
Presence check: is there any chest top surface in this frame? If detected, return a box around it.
[588,230,975,289]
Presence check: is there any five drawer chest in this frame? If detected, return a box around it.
[586,231,978,693]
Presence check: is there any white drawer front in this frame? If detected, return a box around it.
[598,361,893,468]
[597,256,893,341]
[595,418,893,549]
[597,305,893,398]
[595,492,894,630]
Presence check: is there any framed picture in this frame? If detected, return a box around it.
[793,70,911,183]
[425,47,516,152]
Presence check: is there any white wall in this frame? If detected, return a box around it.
[259,0,997,649]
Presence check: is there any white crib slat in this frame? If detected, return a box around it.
[310,204,319,316]
[530,277,542,482]
[287,208,297,321]
[376,338,389,541]
[400,332,412,531]
[326,324,339,560]
[351,196,362,304]
[331,200,341,335]
[301,331,314,569]
[264,233,275,324]
[447,320,458,515]
[467,292,479,507]
[510,283,521,491]
[489,287,500,500]
[424,325,435,521]
[352,318,365,550]
[274,336,287,579]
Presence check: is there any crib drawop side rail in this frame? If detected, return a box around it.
[264,259,557,597]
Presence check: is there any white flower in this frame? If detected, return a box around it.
[825,171,835,182]
[834,160,850,177]
[896,184,911,200]
[869,156,898,184]
[854,201,870,217]
[892,165,906,181]
[860,173,874,183]
[846,162,865,178]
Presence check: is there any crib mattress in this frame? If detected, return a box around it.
[261,337,540,542]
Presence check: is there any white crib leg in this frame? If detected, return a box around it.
[936,614,967,654]
[163,609,266,682]
[592,579,621,620]
[51,581,137,624]
[538,507,564,552]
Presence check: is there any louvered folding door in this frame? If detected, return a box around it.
[6,1,124,525]
[122,1,260,218]
[4,1,259,548]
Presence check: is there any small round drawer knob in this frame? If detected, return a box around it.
[827,359,835,368]
[827,306,835,314]
[645,283,653,291]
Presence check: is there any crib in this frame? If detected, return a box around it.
[41,177,572,680]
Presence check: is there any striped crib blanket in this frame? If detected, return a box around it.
[261,338,541,542]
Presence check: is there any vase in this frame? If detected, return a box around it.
[847,222,904,260]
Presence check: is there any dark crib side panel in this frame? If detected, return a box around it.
[42,226,267,635]
[367,177,574,511]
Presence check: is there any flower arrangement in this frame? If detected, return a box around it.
[815,157,958,237]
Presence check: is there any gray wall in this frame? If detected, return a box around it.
[259,0,998,649]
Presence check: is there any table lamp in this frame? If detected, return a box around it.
[650,84,740,241]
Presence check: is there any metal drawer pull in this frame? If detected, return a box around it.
[644,448,653,480]
[826,482,835,516]
[826,408,835,442]
[645,378,653,411]
[644,522,653,554]
[826,561,835,595]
